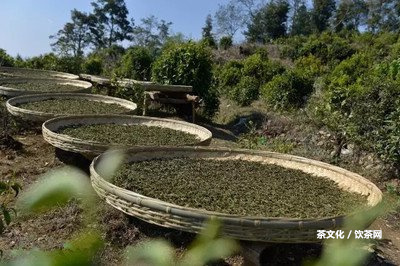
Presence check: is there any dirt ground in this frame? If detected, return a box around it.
[0,101,400,265]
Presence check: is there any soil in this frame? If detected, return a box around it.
[113,158,367,218]
[0,99,399,265]
[59,124,199,146]
[18,99,130,115]
[0,80,82,92]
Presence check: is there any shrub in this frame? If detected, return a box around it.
[114,46,153,81]
[230,76,259,106]
[56,56,82,74]
[23,53,59,70]
[242,54,285,86]
[219,36,233,50]
[152,42,218,116]
[294,55,325,79]
[90,45,125,77]
[217,60,244,90]
[0,49,14,67]
[261,70,313,109]
[83,57,103,75]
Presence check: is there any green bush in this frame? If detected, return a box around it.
[219,36,233,50]
[217,60,243,91]
[309,57,400,167]
[152,42,218,116]
[294,55,325,79]
[242,54,285,86]
[0,49,14,67]
[56,56,82,74]
[115,46,153,81]
[83,57,103,75]
[261,70,313,109]
[280,33,355,65]
[90,45,125,77]
[230,76,259,106]
[23,53,59,70]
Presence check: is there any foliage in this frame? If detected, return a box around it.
[280,33,356,65]
[9,154,238,266]
[230,76,259,106]
[0,49,14,67]
[50,9,91,57]
[113,80,145,112]
[89,44,125,76]
[201,15,217,49]
[114,46,153,80]
[216,53,285,106]
[245,0,290,43]
[290,1,312,36]
[152,42,218,116]
[17,53,82,74]
[125,220,238,266]
[261,70,313,109]
[219,36,233,50]
[82,56,103,75]
[311,0,336,33]
[88,0,132,48]
[294,55,325,79]
[0,180,21,235]
[131,15,173,51]
[334,0,368,32]
[308,56,400,167]
[242,53,285,86]
[214,1,245,37]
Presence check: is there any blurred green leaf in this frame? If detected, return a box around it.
[125,240,175,266]
[16,167,92,214]
[96,150,125,181]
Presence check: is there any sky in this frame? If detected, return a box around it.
[0,0,232,57]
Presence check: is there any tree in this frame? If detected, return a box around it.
[291,1,312,35]
[334,0,368,32]
[201,14,217,48]
[214,1,245,37]
[312,0,336,32]
[245,0,290,43]
[131,15,172,49]
[0,49,14,67]
[50,9,91,57]
[88,0,132,49]
[366,0,400,33]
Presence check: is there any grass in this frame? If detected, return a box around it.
[112,158,368,218]
[59,124,200,146]
[18,99,130,115]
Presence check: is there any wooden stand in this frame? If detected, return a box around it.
[143,91,200,123]
[78,74,200,122]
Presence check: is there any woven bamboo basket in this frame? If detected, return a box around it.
[0,66,79,80]
[0,78,92,97]
[42,115,212,158]
[6,93,137,123]
[90,147,383,243]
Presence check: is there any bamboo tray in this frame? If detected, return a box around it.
[43,115,212,158]
[0,66,79,80]
[6,93,137,123]
[90,147,383,243]
[0,78,92,97]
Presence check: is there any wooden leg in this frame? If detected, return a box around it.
[143,93,149,116]
[241,241,270,266]
[192,102,196,123]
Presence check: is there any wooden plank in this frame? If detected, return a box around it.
[119,79,193,93]
[78,75,193,93]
